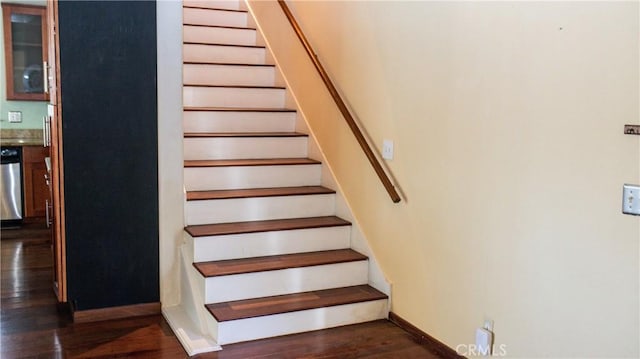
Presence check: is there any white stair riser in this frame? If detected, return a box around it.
[184,0,242,10]
[210,299,389,345]
[184,64,275,87]
[204,261,368,303]
[184,87,285,108]
[185,194,335,225]
[184,164,321,191]
[183,137,308,160]
[183,8,247,28]
[184,26,257,46]
[183,111,296,133]
[184,44,266,65]
[190,226,351,262]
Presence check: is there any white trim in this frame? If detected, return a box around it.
[162,306,222,356]
[157,0,184,307]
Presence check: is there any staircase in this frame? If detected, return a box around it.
[163,0,389,355]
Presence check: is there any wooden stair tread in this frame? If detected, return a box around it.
[184,132,307,138]
[183,107,295,112]
[194,249,367,277]
[184,158,321,168]
[183,84,286,89]
[183,41,264,49]
[183,5,248,13]
[185,216,351,237]
[184,62,275,67]
[183,24,256,30]
[186,186,335,201]
[206,285,387,322]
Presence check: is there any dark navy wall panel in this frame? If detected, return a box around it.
[58,1,158,310]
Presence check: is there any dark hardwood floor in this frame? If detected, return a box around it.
[1,219,443,358]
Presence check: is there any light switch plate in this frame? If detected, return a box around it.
[622,184,640,216]
[8,111,21,123]
[382,139,394,160]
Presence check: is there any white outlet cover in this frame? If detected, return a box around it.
[476,327,493,356]
[622,184,640,216]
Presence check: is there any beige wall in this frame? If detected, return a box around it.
[249,1,639,357]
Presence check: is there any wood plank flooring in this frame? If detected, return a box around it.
[1,219,445,358]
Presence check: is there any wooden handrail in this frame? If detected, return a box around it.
[277,0,401,203]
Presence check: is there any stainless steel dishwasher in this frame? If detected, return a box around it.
[1,146,23,227]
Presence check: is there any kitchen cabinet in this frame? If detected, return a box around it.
[2,3,48,101]
[22,146,49,218]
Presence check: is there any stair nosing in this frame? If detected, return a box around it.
[184,62,275,67]
[186,186,335,201]
[185,216,351,237]
[193,249,367,278]
[183,5,248,13]
[184,158,321,168]
[183,41,265,49]
[183,132,307,138]
[183,23,257,31]
[183,107,296,113]
[206,285,388,322]
[183,84,286,90]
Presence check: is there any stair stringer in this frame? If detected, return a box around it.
[180,234,217,337]
[335,195,392,310]
[245,2,392,300]
[162,235,222,356]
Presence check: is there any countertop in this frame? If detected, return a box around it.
[0,129,44,146]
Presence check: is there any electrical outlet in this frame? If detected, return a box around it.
[475,328,493,356]
[382,139,394,160]
[623,184,640,215]
[8,111,21,123]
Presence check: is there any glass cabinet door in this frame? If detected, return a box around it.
[2,4,48,101]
